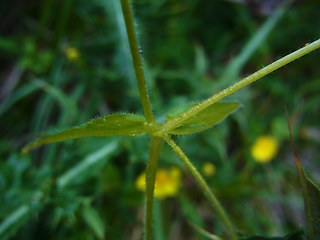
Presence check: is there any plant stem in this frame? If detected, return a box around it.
[162,38,320,133]
[120,0,155,123]
[164,136,238,240]
[145,136,163,240]
[154,199,165,240]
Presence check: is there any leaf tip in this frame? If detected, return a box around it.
[21,141,40,155]
[21,144,32,155]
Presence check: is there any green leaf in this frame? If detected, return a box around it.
[167,102,239,135]
[292,151,320,240]
[189,222,304,240]
[286,111,320,240]
[295,159,320,240]
[22,114,146,154]
[82,202,105,239]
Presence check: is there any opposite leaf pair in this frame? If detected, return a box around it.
[22,101,239,154]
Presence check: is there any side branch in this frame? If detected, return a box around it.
[164,136,238,240]
[162,39,320,133]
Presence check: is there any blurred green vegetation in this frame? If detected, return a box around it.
[0,0,320,239]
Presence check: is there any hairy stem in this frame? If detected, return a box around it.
[162,39,320,133]
[145,137,163,240]
[164,136,238,240]
[120,0,155,123]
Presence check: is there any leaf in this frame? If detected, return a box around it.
[56,140,119,189]
[296,165,320,240]
[286,111,320,240]
[167,102,240,135]
[241,230,304,240]
[22,114,146,154]
[82,202,105,239]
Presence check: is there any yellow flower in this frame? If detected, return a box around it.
[201,162,216,177]
[135,167,181,200]
[65,47,80,62]
[251,135,279,163]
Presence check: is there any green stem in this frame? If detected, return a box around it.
[162,39,320,133]
[164,136,238,240]
[145,137,163,240]
[154,199,165,240]
[120,0,155,123]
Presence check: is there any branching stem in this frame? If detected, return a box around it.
[161,39,320,133]
[121,0,155,123]
[164,136,238,240]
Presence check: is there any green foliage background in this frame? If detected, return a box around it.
[0,0,320,239]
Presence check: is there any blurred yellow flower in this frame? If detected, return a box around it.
[251,135,279,163]
[65,47,80,62]
[201,162,216,177]
[135,167,181,200]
